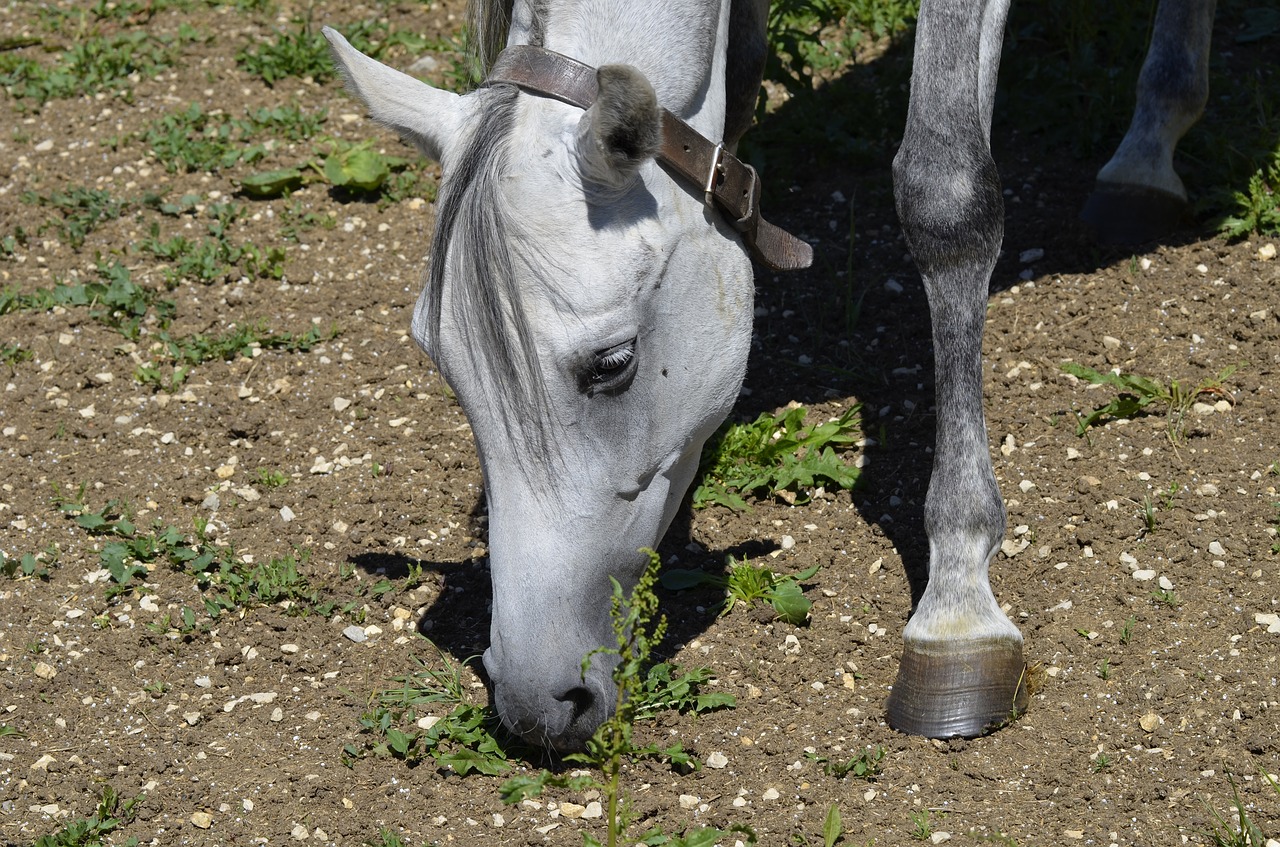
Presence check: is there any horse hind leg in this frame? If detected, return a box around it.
[888,0,1028,738]
[1081,0,1216,244]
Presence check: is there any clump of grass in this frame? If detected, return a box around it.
[1151,589,1182,609]
[0,260,171,339]
[909,808,945,840]
[808,744,887,780]
[1061,361,1239,444]
[21,186,130,249]
[238,18,426,86]
[662,557,820,625]
[0,31,180,108]
[1203,768,1280,847]
[695,404,862,509]
[31,784,141,847]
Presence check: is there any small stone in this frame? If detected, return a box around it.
[558,802,586,819]
[33,661,57,680]
[31,754,55,771]
[1158,576,1173,591]
[333,397,351,412]
[582,801,602,819]
[1132,569,1156,582]
[215,464,236,479]
[1255,612,1280,634]
[1139,712,1161,732]
[184,712,201,726]
[281,643,299,653]
[195,675,212,688]
[270,707,283,722]
[1208,541,1226,556]
[1066,447,1082,460]
[780,535,795,550]
[1258,243,1276,261]
[1018,247,1044,263]
[761,788,780,801]
[1192,401,1216,415]
[78,404,95,419]
[342,625,367,643]
[191,812,213,829]
[706,751,729,769]
[279,506,295,522]
[1101,335,1121,350]
[416,715,440,730]
[291,823,309,839]
[1018,479,1035,493]
[931,833,952,845]
[678,795,700,810]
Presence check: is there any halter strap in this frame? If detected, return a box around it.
[483,45,813,272]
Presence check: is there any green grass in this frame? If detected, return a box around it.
[53,489,331,615]
[1061,362,1239,444]
[237,18,427,87]
[662,558,821,625]
[134,102,325,177]
[807,744,887,779]
[0,260,171,340]
[31,785,141,847]
[694,404,862,509]
[22,187,130,250]
[1204,769,1280,847]
[0,31,181,108]
[1220,148,1280,238]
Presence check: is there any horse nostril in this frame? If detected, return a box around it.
[556,686,596,725]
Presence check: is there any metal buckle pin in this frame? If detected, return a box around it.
[703,143,724,207]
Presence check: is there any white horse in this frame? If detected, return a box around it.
[324,0,1214,750]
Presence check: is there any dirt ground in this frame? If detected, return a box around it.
[1,2,1278,846]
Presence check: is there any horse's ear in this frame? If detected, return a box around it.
[576,65,662,190]
[323,26,464,163]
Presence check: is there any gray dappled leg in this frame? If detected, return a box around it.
[888,0,1028,738]
[1081,0,1216,243]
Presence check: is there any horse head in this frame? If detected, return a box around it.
[324,1,771,750]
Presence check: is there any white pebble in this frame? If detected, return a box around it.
[279,506,295,522]
[762,788,780,801]
[706,751,729,769]
[342,625,367,643]
[1208,541,1226,556]
[1132,569,1156,581]
[678,795,700,810]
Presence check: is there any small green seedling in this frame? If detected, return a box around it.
[909,809,945,840]
[1140,495,1157,535]
[1119,615,1137,644]
[807,745,887,780]
[1151,589,1181,609]
[1096,658,1111,680]
[1090,752,1112,773]
[661,557,820,625]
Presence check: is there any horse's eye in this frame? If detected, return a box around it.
[581,338,637,396]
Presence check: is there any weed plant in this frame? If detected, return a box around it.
[695,404,862,509]
[1061,361,1239,444]
[30,785,141,847]
[662,557,820,625]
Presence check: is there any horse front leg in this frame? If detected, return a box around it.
[886,0,1028,738]
[1081,0,1217,243]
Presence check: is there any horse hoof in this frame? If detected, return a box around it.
[886,639,1029,738]
[1080,181,1188,245]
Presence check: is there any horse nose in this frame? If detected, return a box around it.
[485,648,614,752]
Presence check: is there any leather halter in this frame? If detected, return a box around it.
[483,45,813,272]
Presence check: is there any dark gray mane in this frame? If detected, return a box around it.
[424,83,557,463]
